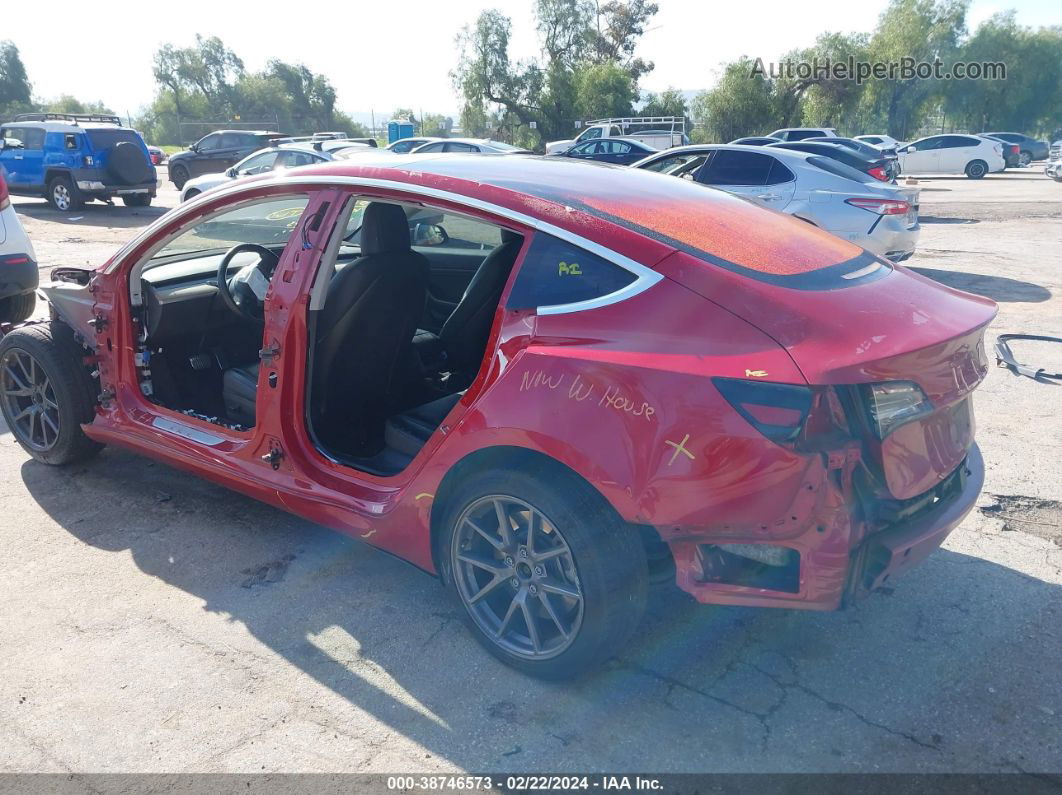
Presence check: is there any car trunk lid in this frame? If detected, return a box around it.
[658,254,996,500]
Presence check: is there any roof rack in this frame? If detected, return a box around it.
[12,112,123,126]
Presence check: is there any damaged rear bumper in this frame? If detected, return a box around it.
[668,443,983,611]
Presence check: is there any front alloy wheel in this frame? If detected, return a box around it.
[452,495,584,660]
[1,349,60,451]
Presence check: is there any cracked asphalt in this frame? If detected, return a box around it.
[1,169,1060,773]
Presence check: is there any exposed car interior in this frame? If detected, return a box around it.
[132,193,524,475]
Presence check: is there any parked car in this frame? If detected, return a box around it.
[180,143,358,202]
[167,130,286,190]
[729,136,781,146]
[632,144,920,260]
[1044,140,1062,181]
[983,132,1049,166]
[546,117,687,154]
[980,134,1021,168]
[767,140,893,182]
[410,138,532,154]
[146,146,165,166]
[556,137,657,165]
[1,154,993,678]
[767,127,839,141]
[854,134,905,151]
[0,169,37,322]
[897,134,1005,178]
[0,113,157,210]
[387,137,441,153]
[804,136,900,179]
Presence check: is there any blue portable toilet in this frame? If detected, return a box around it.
[387,120,415,143]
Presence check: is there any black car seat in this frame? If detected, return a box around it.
[309,202,428,455]
[414,229,522,378]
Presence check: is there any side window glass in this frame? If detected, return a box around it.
[766,158,795,185]
[701,150,772,186]
[506,233,636,310]
[23,129,45,150]
[198,134,221,151]
[153,195,310,261]
[65,134,79,150]
[220,133,244,149]
[238,152,279,174]
[584,128,602,140]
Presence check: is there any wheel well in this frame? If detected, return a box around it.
[430,446,619,576]
[44,169,72,187]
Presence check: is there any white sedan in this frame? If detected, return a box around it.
[897,134,1005,179]
[631,144,921,262]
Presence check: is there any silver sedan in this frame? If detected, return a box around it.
[631,144,921,261]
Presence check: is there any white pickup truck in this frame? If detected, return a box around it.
[546,117,688,155]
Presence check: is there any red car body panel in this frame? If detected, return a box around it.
[57,155,994,611]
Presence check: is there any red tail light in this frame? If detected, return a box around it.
[845,197,910,215]
[713,378,813,444]
[1009,145,1019,155]
[867,165,888,181]
[0,171,9,210]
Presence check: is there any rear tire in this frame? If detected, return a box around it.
[0,292,36,324]
[170,164,189,190]
[47,176,84,211]
[965,160,988,179]
[122,194,151,207]
[1019,151,1032,167]
[0,322,103,465]
[438,463,648,679]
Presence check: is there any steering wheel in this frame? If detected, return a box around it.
[215,244,281,323]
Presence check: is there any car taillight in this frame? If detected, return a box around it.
[861,381,933,439]
[1010,145,1019,155]
[867,165,888,181]
[0,171,8,210]
[845,197,910,215]
[713,378,813,444]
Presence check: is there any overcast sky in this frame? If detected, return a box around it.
[4,0,1059,120]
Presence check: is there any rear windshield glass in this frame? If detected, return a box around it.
[86,129,143,149]
[807,155,877,184]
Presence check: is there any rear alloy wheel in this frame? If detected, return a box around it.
[0,323,103,465]
[1019,151,1033,167]
[170,164,190,190]
[0,292,36,324]
[47,176,83,211]
[965,160,988,179]
[440,467,647,679]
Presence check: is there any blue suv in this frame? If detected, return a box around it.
[0,113,157,211]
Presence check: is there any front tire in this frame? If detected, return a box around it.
[170,164,189,190]
[47,176,84,211]
[439,464,648,679]
[965,160,988,179]
[0,292,36,324]
[0,322,103,465]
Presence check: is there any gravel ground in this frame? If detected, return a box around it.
[1,167,1059,774]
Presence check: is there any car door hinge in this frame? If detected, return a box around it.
[89,314,108,332]
[259,341,281,365]
[261,445,284,470]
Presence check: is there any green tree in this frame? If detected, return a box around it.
[640,88,688,118]
[574,62,636,119]
[40,95,114,115]
[0,40,33,113]
[691,57,777,143]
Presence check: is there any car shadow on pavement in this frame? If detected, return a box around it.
[18,447,1062,773]
[13,201,168,229]
[910,267,1051,303]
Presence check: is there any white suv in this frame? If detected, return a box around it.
[767,127,839,141]
[0,169,37,323]
[898,134,1005,179]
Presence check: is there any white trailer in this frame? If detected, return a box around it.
[545,117,687,154]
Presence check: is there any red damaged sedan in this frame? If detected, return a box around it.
[0,155,995,678]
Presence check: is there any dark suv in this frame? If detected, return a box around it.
[0,113,157,210]
[167,130,285,189]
